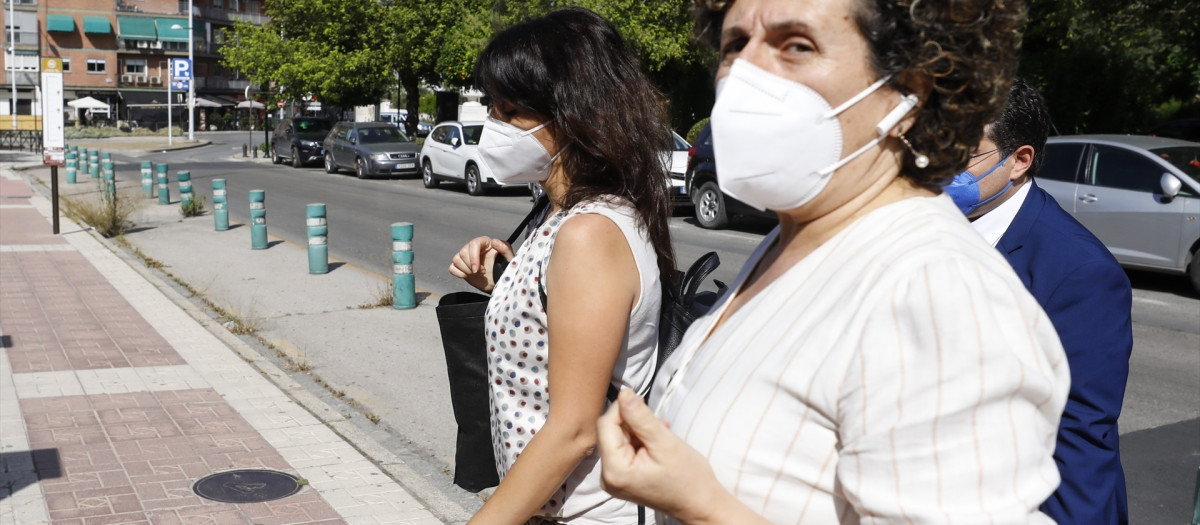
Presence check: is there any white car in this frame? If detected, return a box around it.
[420,121,499,196]
[529,130,692,203]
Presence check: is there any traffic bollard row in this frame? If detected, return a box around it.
[178,171,194,207]
[157,164,170,204]
[212,179,228,231]
[89,151,100,179]
[391,222,416,309]
[306,203,328,275]
[80,148,89,174]
[141,161,154,198]
[249,189,268,250]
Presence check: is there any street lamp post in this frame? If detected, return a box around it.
[9,0,17,130]
[171,0,195,141]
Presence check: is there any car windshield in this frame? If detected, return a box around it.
[359,127,409,144]
[1150,146,1200,183]
[672,131,690,151]
[463,125,483,145]
[295,119,331,133]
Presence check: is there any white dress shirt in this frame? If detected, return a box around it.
[970,181,1032,246]
[652,194,1069,525]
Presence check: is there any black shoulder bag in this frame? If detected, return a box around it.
[436,197,549,493]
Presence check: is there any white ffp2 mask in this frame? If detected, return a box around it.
[711,59,918,211]
[476,117,558,184]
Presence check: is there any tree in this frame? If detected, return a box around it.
[221,0,393,110]
[1021,0,1200,134]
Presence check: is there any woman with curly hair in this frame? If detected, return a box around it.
[597,0,1069,523]
[447,6,674,525]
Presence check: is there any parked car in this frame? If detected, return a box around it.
[323,122,421,179]
[1037,134,1200,291]
[271,117,333,168]
[684,123,776,229]
[420,121,501,196]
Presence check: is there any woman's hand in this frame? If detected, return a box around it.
[448,236,515,293]
[597,389,768,525]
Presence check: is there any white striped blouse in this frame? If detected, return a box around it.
[652,195,1069,525]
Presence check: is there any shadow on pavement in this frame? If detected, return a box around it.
[0,449,62,501]
[1125,269,1199,300]
[1122,417,1200,524]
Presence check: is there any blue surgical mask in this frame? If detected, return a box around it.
[945,152,1012,215]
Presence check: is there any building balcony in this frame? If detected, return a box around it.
[196,7,268,25]
[193,77,249,91]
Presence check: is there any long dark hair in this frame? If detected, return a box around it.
[475,6,676,277]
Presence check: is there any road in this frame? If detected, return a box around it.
[109,131,1198,523]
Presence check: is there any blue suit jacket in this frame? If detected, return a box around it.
[996,181,1133,525]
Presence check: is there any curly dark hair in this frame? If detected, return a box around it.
[475,6,675,276]
[693,0,1027,190]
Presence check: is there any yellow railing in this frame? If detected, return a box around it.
[3,115,43,131]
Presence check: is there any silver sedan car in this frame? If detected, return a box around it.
[1037,135,1200,291]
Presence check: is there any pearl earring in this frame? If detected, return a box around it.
[898,133,930,169]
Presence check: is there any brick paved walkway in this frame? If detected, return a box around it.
[0,172,442,524]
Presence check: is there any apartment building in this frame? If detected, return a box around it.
[3,0,265,128]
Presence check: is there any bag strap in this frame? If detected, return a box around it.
[507,195,551,246]
[679,252,721,308]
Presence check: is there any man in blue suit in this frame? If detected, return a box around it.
[945,78,1133,524]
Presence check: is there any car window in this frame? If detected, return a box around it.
[463,125,483,145]
[432,126,447,144]
[1039,143,1085,182]
[330,124,346,140]
[1149,146,1200,186]
[1087,144,1166,193]
[360,127,409,143]
[672,131,690,151]
[347,127,358,142]
[447,127,461,143]
[296,119,331,133]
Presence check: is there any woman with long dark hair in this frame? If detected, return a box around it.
[447,7,674,524]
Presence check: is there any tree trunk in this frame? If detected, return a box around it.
[403,73,420,137]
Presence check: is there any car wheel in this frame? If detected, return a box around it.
[291,147,302,168]
[422,159,438,188]
[466,164,485,196]
[693,181,729,229]
[324,152,338,174]
[355,157,368,179]
[1189,249,1200,294]
[271,143,282,164]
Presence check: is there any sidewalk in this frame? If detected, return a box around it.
[0,156,449,523]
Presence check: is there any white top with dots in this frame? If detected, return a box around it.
[485,196,662,524]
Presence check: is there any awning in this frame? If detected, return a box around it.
[195,96,230,107]
[47,14,76,33]
[154,18,189,42]
[82,16,112,34]
[68,96,111,110]
[116,16,156,40]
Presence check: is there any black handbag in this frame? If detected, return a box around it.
[436,197,549,492]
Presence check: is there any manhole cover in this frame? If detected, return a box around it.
[192,469,302,503]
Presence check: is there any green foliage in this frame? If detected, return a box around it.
[62,186,136,238]
[686,118,710,145]
[180,195,207,218]
[1021,0,1200,133]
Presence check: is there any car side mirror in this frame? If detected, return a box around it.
[451,137,460,147]
[349,136,357,145]
[1161,172,1181,200]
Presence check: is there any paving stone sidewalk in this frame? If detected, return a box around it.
[0,173,444,524]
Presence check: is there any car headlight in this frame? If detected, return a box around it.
[301,140,318,148]
[372,153,390,161]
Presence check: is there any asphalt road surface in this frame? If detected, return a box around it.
[110,132,1198,524]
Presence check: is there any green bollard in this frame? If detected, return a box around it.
[89,151,99,178]
[306,203,328,274]
[177,171,194,206]
[66,156,78,184]
[156,164,170,204]
[212,179,228,231]
[249,190,267,250]
[102,162,116,202]
[140,161,154,198]
[80,148,89,173]
[391,222,415,309]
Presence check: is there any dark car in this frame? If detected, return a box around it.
[271,117,333,168]
[684,123,777,229]
[322,122,421,179]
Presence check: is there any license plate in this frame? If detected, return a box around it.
[397,163,416,170]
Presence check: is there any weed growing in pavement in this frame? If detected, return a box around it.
[355,283,394,309]
[311,376,383,424]
[60,187,137,238]
[180,195,207,218]
[117,237,165,269]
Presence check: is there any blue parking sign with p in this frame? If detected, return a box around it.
[170,58,191,90]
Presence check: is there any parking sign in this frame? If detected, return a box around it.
[170,58,191,91]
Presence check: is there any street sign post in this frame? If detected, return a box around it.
[170,58,191,91]
[41,57,65,234]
